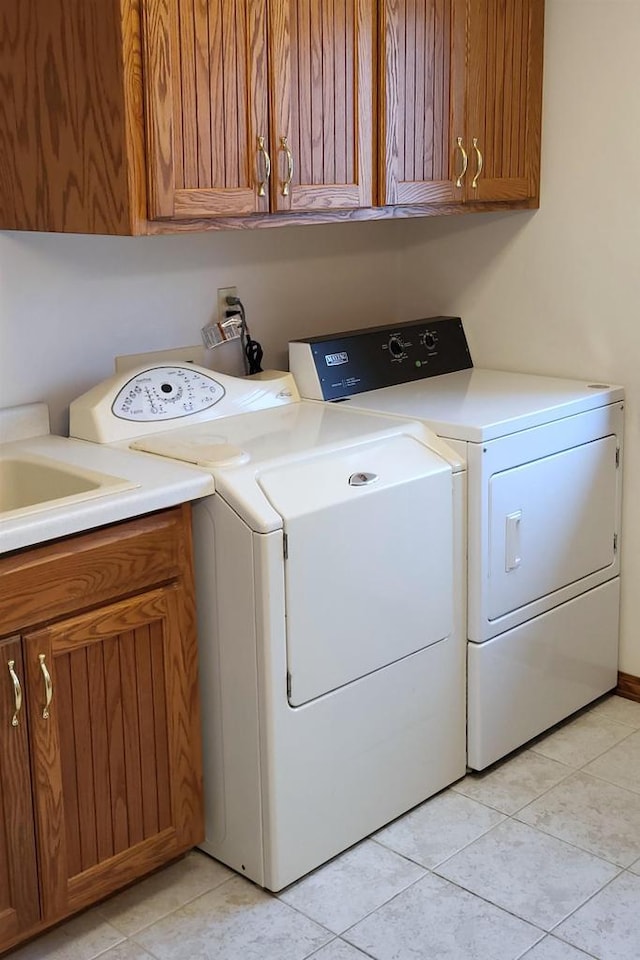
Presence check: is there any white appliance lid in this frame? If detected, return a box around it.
[129,401,451,532]
[344,369,624,442]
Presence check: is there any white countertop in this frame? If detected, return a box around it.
[0,433,213,555]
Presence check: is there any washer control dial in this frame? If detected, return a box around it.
[112,366,225,422]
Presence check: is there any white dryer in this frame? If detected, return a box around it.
[290,318,624,769]
[69,363,466,890]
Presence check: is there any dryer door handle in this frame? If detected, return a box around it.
[505,510,522,572]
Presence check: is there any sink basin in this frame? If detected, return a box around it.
[0,454,137,520]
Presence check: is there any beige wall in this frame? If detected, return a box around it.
[395,0,640,675]
[1,0,638,674]
[0,220,402,435]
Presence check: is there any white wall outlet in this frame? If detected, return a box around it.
[115,344,207,373]
[217,285,238,321]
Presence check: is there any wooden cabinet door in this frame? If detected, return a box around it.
[379,0,466,205]
[24,586,203,922]
[269,0,374,211]
[0,637,40,946]
[465,0,544,202]
[142,0,269,219]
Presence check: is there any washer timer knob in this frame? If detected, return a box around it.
[388,336,404,358]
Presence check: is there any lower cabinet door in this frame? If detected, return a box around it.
[24,585,204,921]
[0,636,40,945]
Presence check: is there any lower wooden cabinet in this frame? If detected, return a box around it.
[0,637,40,944]
[0,505,204,955]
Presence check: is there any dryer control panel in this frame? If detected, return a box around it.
[289,316,473,401]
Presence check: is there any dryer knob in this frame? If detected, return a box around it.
[388,336,404,358]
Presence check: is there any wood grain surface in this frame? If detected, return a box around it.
[466,0,544,203]
[0,504,203,950]
[143,196,538,232]
[270,0,374,212]
[24,587,196,919]
[616,671,640,704]
[0,509,187,635]
[142,0,270,218]
[0,0,543,232]
[0,0,135,233]
[380,0,465,205]
[0,638,40,942]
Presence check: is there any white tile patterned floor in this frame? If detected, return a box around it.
[11,694,640,960]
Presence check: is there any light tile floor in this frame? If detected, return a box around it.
[11,694,640,960]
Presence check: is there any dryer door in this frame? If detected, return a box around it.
[258,436,453,705]
[487,435,618,620]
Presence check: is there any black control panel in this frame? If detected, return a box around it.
[294,316,473,401]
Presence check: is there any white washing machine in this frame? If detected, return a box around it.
[290,317,625,769]
[69,362,466,890]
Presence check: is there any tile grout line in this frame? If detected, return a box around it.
[451,761,576,817]
[272,752,634,945]
[528,720,639,770]
[275,862,430,940]
[371,810,507,872]
[577,763,640,797]
[104,872,244,941]
[545,866,632,947]
[511,770,640,865]
[514,932,601,960]
[62,700,640,960]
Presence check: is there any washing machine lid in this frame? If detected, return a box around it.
[131,401,450,532]
[341,369,624,443]
[69,363,454,532]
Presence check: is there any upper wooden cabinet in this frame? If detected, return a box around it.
[143,0,373,220]
[465,0,544,203]
[143,0,270,219]
[379,0,465,205]
[0,0,542,233]
[270,0,373,212]
[379,0,544,207]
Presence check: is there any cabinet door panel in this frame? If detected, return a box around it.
[380,0,465,205]
[0,638,40,943]
[270,0,373,211]
[466,0,544,202]
[143,0,269,218]
[25,586,203,921]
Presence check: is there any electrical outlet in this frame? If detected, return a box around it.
[115,345,207,373]
[217,285,238,321]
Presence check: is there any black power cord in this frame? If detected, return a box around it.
[224,296,263,375]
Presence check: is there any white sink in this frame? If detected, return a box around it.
[0,454,137,520]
